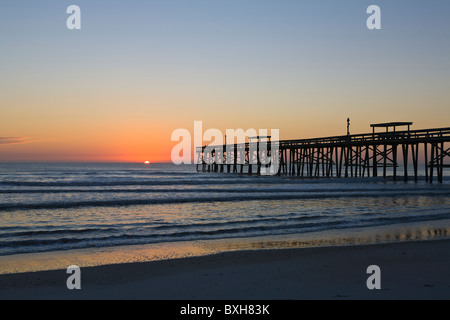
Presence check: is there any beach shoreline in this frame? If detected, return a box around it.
[1,223,449,300]
[1,218,450,275]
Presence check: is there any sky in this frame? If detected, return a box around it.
[1,0,449,162]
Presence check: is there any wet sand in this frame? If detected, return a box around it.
[0,239,449,300]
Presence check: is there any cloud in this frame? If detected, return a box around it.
[0,137,27,145]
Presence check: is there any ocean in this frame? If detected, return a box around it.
[0,162,449,256]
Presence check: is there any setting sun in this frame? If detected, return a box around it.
[144,161,150,164]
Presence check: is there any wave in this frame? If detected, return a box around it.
[0,179,266,188]
[1,213,449,256]
[0,220,353,251]
[1,174,433,188]
[0,227,118,238]
[0,189,448,211]
[0,214,325,238]
[0,184,447,194]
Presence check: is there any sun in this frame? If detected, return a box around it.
[144,161,150,164]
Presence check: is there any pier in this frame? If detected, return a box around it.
[196,122,450,182]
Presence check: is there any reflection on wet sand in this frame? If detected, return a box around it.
[212,223,450,252]
[1,220,449,274]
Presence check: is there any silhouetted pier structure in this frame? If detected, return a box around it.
[196,122,450,182]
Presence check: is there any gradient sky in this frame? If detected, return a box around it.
[1,0,449,162]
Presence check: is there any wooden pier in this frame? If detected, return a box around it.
[196,123,450,182]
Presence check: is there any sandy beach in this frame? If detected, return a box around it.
[0,239,449,300]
